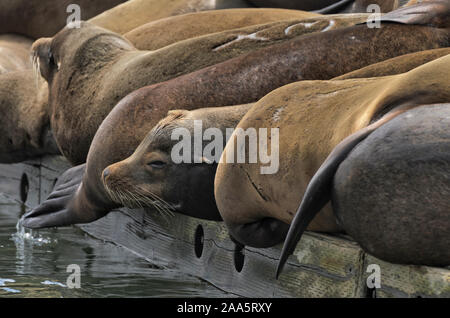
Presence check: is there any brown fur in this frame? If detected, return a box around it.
[124,8,318,50]
[33,16,367,165]
[0,71,57,163]
[89,0,252,35]
[0,35,33,74]
[215,55,450,247]
[334,48,450,80]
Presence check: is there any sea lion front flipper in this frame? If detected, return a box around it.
[379,1,450,28]
[20,164,86,229]
[227,218,290,249]
[275,105,418,278]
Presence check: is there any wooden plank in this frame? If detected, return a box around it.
[79,208,367,297]
[0,160,40,208]
[362,255,450,298]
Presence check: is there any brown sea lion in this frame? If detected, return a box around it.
[124,8,319,51]
[215,54,450,252]
[32,15,367,165]
[0,35,33,74]
[22,4,450,229]
[102,104,254,221]
[279,103,450,273]
[0,71,58,163]
[0,0,127,39]
[89,0,252,35]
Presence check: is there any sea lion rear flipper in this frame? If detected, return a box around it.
[379,1,449,28]
[275,126,375,278]
[275,105,417,278]
[20,164,86,229]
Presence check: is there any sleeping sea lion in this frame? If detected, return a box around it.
[22,3,450,229]
[215,54,450,251]
[0,71,58,163]
[102,104,254,221]
[277,102,450,272]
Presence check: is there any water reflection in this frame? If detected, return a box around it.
[0,193,228,298]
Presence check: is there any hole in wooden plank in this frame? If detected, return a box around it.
[194,224,204,258]
[365,286,377,298]
[20,173,29,203]
[234,244,245,273]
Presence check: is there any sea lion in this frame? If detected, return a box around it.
[0,71,58,163]
[124,8,319,51]
[334,48,450,80]
[215,54,450,251]
[278,102,450,271]
[89,0,252,36]
[22,4,450,229]
[0,35,33,74]
[0,0,127,39]
[102,104,254,221]
[32,15,367,165]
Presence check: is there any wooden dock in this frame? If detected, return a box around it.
[1,155,449,298]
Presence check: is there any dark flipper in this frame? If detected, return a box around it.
[380,1,450,28]
[20,164,86,229]
[276,106,417,278]
[227,218,289,249]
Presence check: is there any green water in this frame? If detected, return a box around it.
[0,194,228,298]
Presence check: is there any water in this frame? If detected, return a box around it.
[0,193,228,298]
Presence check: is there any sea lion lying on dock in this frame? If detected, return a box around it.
[102,104,254,221]
[0,71,57,163]
[278,100,450,273]
[215,54,450,251]
[22,3,450,229]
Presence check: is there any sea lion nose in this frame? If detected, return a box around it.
[103,168,110,181]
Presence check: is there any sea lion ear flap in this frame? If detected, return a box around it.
[31,37,56,82]
[380,1,450,28]
[167,109,188,119]
[276,125,379,279]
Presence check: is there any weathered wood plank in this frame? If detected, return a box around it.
[0,160,40,208]
[362,255,450,298]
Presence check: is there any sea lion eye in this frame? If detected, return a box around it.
[48,51,57,69]
[147,160,166,169]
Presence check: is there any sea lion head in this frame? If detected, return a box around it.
[31,21,134,90]
[102,110,223,221]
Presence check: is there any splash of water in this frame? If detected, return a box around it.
[12,219,56,246]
